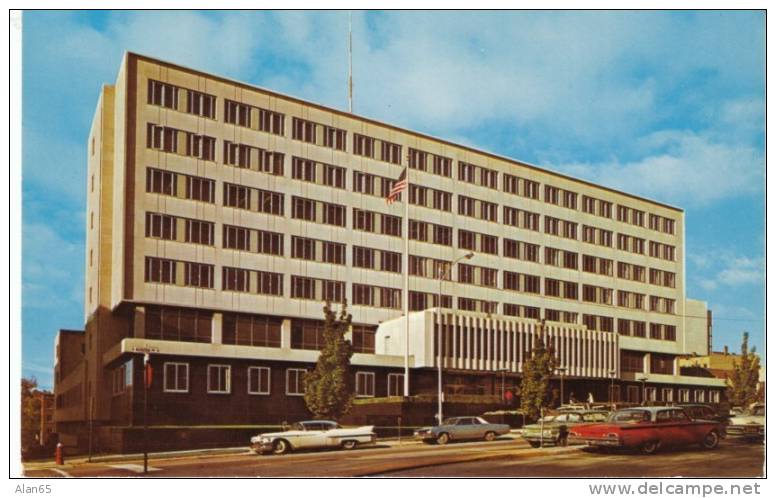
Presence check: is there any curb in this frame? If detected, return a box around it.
[24,446,250,469]
[356,445,582,476]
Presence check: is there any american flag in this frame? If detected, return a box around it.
[386,168,408,204]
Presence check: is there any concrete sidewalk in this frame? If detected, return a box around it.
[24,432,526,470]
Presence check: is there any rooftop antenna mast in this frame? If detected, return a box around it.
[348,11,353,113]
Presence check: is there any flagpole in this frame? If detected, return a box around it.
[403,166,410,396]
[348,11,353,113]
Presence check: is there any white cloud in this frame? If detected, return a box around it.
[690,252,764,292]
[548,130,763,207]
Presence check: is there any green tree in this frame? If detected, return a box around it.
[519,336,557,421]
[304,301,354,420]
[727,332,761,408]
[21,377,41,451]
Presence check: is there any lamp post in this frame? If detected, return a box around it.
[497,368,509,403]
[608,369,617,406]
[637,375,648,406]
[436,252,474,425]
[555,367,567,407]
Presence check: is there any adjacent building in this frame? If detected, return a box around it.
[53,52,726,451]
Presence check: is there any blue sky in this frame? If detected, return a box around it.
[21,10,765,390]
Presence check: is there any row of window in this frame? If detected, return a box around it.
[147,78,676,235]
[143,209,672,290]
[145,166,678,261]
[145,254,677,315]
[152,361,400,398]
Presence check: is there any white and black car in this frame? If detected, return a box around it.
[251,420,377,455]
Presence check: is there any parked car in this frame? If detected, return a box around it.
[521,410,609,448]
[568,406,724,454]
[677,404,731,426]
[415,416,511,445]
[250,420,376,455]
[726,403,764,441]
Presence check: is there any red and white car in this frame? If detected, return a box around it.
[568,406,724,454]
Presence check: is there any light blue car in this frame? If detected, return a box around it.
[414,416,511,445]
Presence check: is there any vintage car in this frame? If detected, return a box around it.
[568,406,724,454]
[677,404,731,426]
[726,404,764,441]
[521,410,609,448]
[415,416,511,444]
[250,420,376,455]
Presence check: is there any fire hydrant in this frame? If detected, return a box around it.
[55,442,64,465]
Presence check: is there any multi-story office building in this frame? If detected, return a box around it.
[54,52,725,450]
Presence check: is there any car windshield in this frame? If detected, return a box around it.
[609,410,651,423]
[291,423,306,431]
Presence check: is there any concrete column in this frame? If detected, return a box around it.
[281,319,292,349]
[177,88,188,114]
[133,306,146,339]
[212,312,223,344]
[644,353,652,374]
[176,174,187,199]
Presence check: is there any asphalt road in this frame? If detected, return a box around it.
[382,439,765,477]
[23,437,764,478]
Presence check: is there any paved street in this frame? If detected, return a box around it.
[383,439,765,477]
[24,437,763,478]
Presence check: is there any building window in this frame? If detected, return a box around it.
[223,314,282,347]
[247,367,271,395]
[207,364,231,394]
[163,362,189,393]
[185,219,214,245]
[353,209,375,232]
[352,325,376,354]
[291,276,316,300]
[257,230,284,256]
[292,197,317,221]
[292,157,316,182]
[381,214,402,237]
[184,262,214,288]
[387,373,404,397]
[185,133,216,161]
[321,280,345,303]
[353,246,375,269]
[286,369,307,396]
[222,267,249,292]
[323,163,346,189]
[256,189,284,215]
[352,284,374,306]
[709,390,720,403]
[432,155,452,177]
[292,236,317,261]
[147,79,178,109]
[186,89,216,118]
[323,126,346,150]
[258,108,285,135]
[380,141,402,164]
[662,388,674,402]
[353,134,375,157]
[144,257,176,284]
[432,224,453,246]
[292,117,316,143]
[145,212,177,240]
[186,175,215,203]
[678,389,690,403]
[355,372,375,397]
[323,202,346,227]
[147,168,177,196]
[620,350,644,373]
[223,225,250,251]
[694,389,706,403]
[224,99,252,127]
[322,241,346,265]
[380,250,402,273]
[146,306,212,343]
[224,183,251,210]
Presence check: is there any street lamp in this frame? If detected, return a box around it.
[555,367,567,407]
[637,375,649,406]
[436,251,474,425]
[497,368,510,403]
[608,369,617,406]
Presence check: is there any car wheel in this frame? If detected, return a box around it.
[272,439,290,455]
[341,440,357,450]
[436,433,450,445]
[640,440,659,455]
[528,441,541,448]
[701,431,720,450]
[484,431,496,442]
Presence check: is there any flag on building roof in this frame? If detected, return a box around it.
[386,168,408,204]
